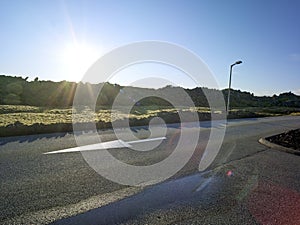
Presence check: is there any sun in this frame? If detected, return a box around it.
[62,42,99,81]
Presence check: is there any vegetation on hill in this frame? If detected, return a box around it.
[1,75,300,137]
[1,75,300,108]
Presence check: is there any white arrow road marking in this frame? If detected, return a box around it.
[126,136,166,144]
[44,137,166,155]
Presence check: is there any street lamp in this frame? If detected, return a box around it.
[227,60,242,116]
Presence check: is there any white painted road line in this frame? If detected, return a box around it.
[44,137,166,154]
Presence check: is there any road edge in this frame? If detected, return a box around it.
[259,137,300,155]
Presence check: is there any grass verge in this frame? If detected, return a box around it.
[1,105,300,137]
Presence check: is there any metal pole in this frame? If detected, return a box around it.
[227,65,233,116]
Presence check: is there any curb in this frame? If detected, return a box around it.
[259,137,300,156]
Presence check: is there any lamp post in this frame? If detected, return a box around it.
[227,60,242,116]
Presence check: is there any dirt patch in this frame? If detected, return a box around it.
[266,129,300,151]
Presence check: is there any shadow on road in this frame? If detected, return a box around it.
[0,132,69,146]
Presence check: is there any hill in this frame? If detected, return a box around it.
[1,75,300,108]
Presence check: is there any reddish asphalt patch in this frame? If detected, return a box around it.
[247,181,300,225]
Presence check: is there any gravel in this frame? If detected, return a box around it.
[266,128,300,150]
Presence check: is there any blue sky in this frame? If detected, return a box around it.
[0,0,300,96]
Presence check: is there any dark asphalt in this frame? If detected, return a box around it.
[1,116,300,224]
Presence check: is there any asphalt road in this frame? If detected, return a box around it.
[1,116,300,224]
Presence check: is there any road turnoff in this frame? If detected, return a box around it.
[1,116,300,224]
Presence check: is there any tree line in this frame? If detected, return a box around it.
[1,75,300,108]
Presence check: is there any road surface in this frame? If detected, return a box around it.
[1,116,300,224]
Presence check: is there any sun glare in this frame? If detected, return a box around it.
[62,42,100,81]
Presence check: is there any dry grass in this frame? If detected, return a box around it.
[290,112,300,116]
[0,105,213,127]
[1,105,299,128]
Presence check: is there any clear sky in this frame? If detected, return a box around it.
[0,0,300,96]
